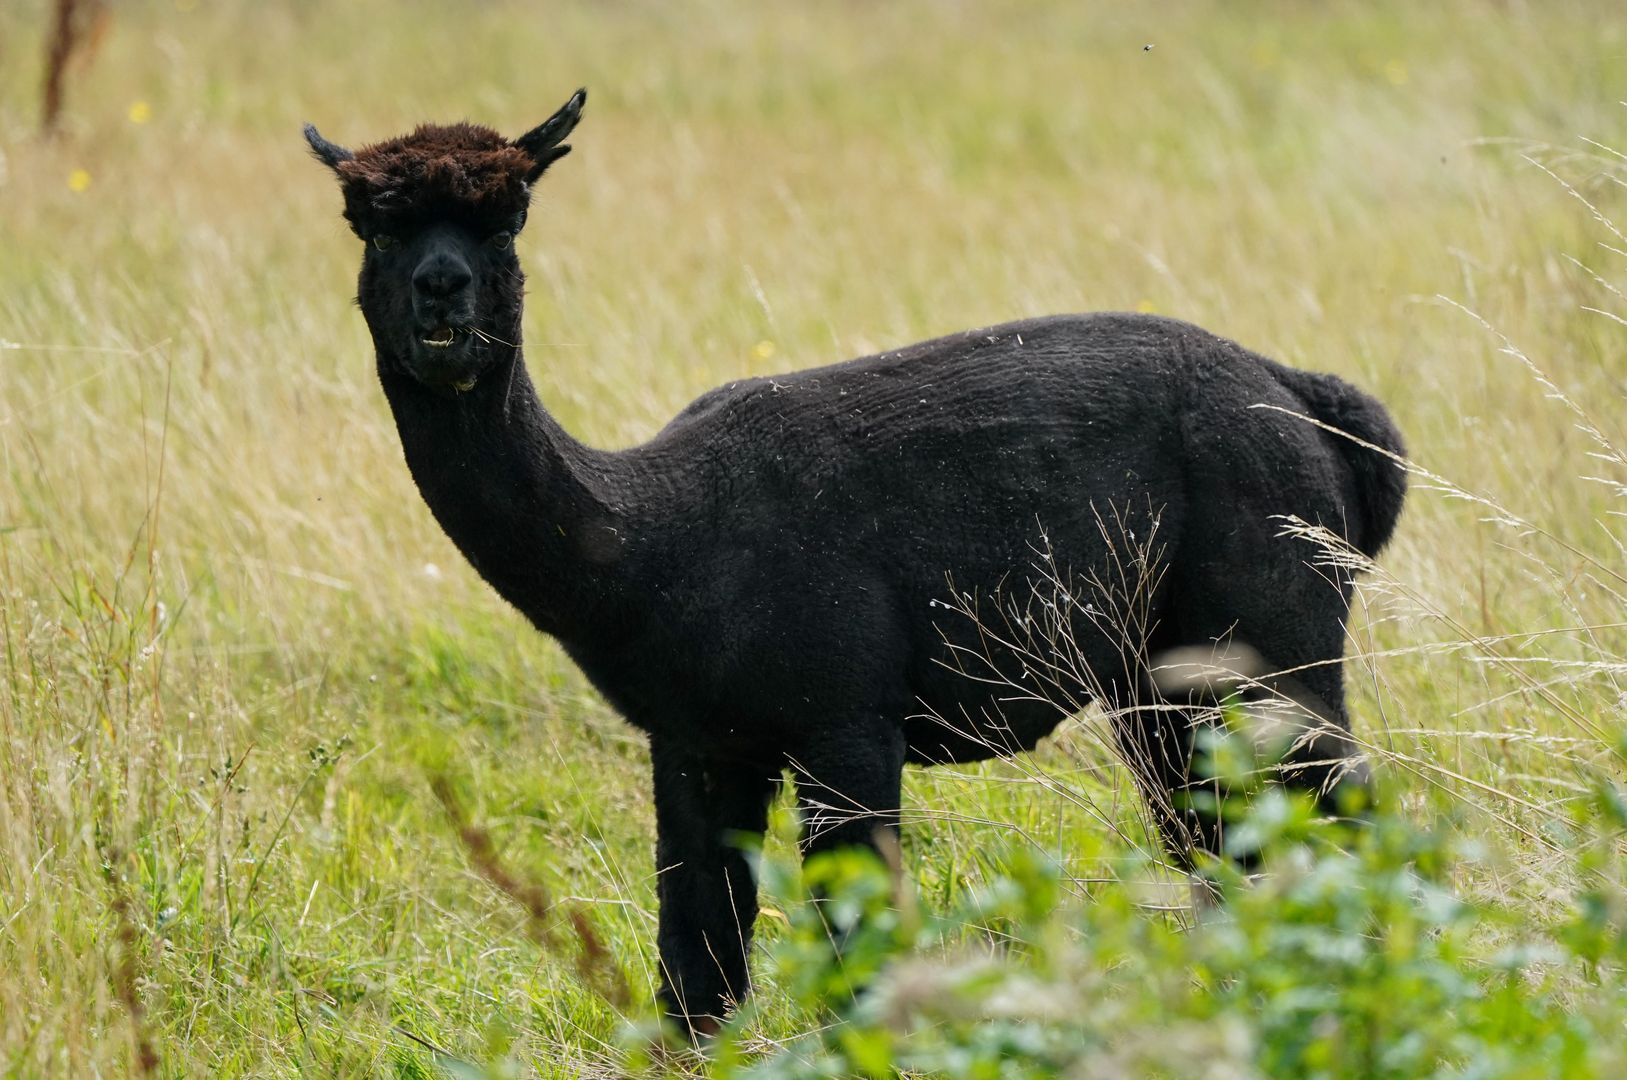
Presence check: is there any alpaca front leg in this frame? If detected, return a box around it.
[788,721,907,1001]
[791,721,906,858]
[650,739,779,1038]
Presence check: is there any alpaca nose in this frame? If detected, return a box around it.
[412,254,473,303]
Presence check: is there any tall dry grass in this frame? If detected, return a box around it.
[1,0,1624,1074]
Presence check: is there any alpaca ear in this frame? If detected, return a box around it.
[513,87,586,182]
[303,123,354,173]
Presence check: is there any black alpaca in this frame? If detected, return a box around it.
[306,89,1406,1036]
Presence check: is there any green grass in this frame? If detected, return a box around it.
[2,0,1625,1074]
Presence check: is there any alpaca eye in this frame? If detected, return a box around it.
[372,234,396,252]
[489,231,513,250]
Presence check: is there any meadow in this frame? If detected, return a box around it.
[2,1,1625,1075]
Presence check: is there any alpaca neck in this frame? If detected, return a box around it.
[377,349,623,639]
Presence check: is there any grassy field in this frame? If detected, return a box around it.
[2,0,1625,1075]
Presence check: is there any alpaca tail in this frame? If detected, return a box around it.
[1271,364,1408,558]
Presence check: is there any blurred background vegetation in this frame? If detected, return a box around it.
[2,1,1624,1075]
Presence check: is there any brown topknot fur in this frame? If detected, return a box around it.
[336,123,533,226]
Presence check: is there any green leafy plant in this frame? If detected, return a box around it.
[710,735,1627,1080]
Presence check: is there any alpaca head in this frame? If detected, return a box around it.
[305,89,585,391]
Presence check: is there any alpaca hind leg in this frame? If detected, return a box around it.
[1108,672,1227,864]
[1168,537,1371,834]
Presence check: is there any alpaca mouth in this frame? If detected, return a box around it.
[421,326,456,348]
